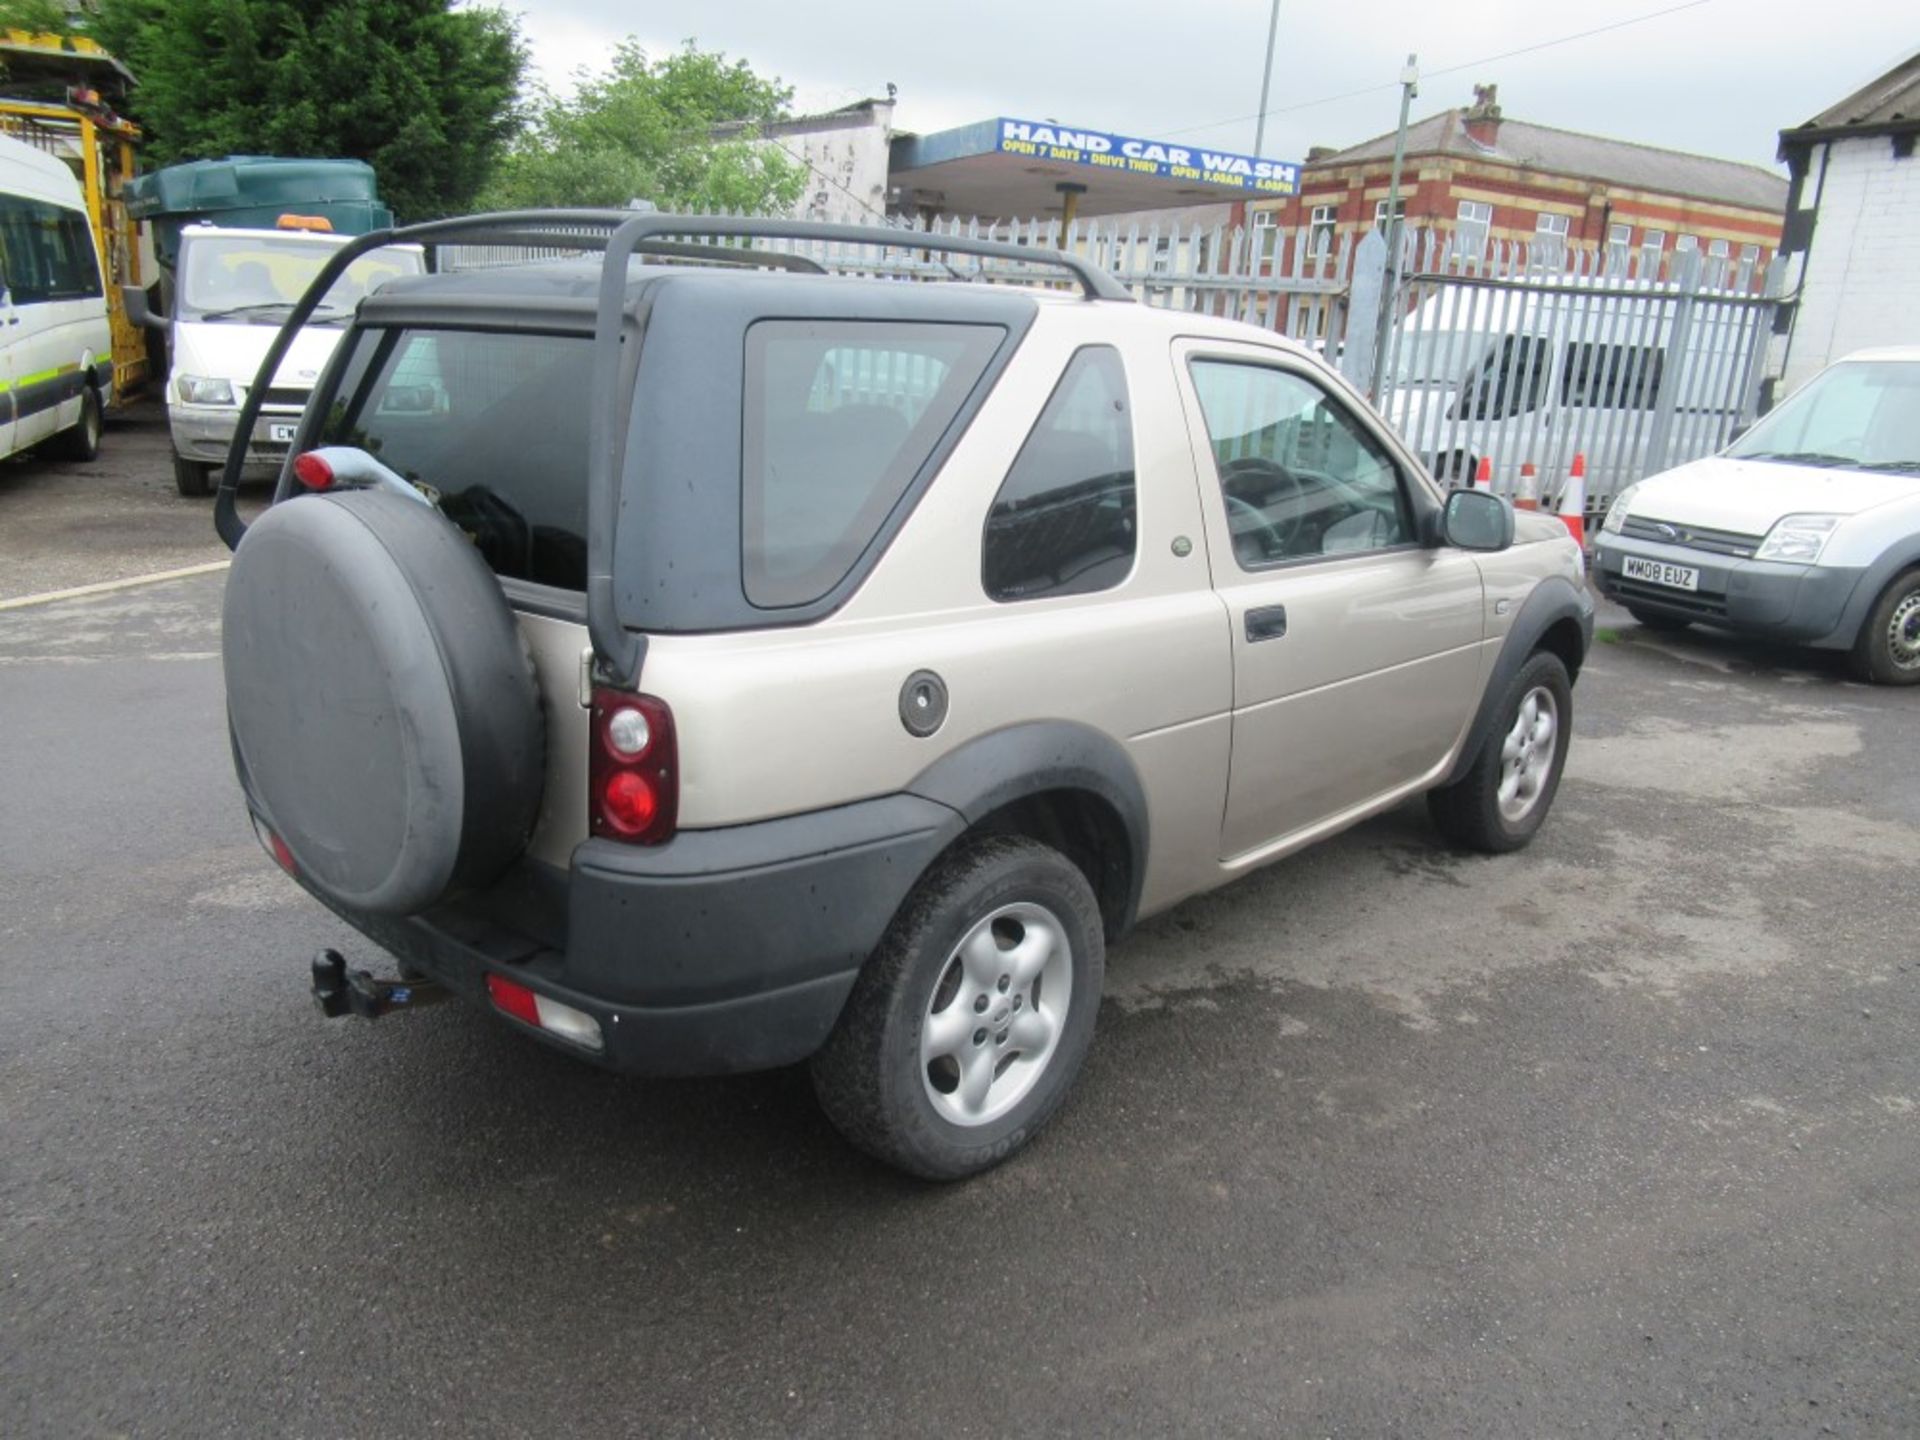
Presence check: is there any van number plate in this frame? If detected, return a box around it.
[1622,555,1699,592]
[268,422,297,443]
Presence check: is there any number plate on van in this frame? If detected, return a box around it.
[267,423,298,443]
[1622,555,1699,592]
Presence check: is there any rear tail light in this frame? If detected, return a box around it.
[589,688,677,844]
[485,974,604,1053]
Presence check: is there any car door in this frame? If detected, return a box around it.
[1175,338,1486,862]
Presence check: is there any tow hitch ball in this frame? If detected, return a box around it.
[310,948,447,1020]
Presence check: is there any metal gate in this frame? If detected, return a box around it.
[1373,232,1785,510]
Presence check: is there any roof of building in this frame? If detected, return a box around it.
[1311,109,1788,213]
[710,99,893,144]
[1780,50,1920,148]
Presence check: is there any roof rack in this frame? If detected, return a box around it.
[216,210,1132,684]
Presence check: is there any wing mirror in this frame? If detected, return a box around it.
[121,284,170,332]
[1435,487,1513,552]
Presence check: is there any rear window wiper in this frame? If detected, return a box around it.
[1739,450,1860,468]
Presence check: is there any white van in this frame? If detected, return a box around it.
[0,135,113,463]
[1592,348,1920,684]
[149,223,423,495]
[1382,279,1753,511]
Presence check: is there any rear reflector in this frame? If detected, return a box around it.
[252,814,297,875]
[485,974,604,1053]
[292,451,333,490]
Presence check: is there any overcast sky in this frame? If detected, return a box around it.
[513,1,1914,175]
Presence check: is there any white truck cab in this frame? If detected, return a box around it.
[1593,348,1920,682]
[161,224,423,495]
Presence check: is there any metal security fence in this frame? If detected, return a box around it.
[1374,233,1784,510]
[433,211,1784,510]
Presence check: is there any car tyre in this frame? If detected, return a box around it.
[49,386,103,462]
[173,453,212,497]
[1625,605,1692,633]
[1428,650,1573,854]
[810,835,1104,1181]
[1849,567,1920,686]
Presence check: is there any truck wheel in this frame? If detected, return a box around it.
[1428,650,1572,854]
[173,453,212,497]
[49,386,103,462]
[811,836,1104,1181]
[1626,605,1692,633]
[1849,568,1920,686]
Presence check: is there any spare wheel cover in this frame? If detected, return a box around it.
[222,488,544,915]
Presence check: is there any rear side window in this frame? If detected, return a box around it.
[742,319,1003,608]
[983,346,1136,601]
[1561,343,1663,410]
[0,196,101,304]
[319,328,592,589]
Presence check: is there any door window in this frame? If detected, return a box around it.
[1189,360,1415,568]
[983,346,1136,601]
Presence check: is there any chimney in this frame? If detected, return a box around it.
[1305,145,1336,164]
[1464,83,1501,148]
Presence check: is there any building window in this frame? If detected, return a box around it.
[1607,222,1633,249]
[1674,234,1699,254]
[1640,228,1666,274]
[1535,213,1570,238]
[1453,200,1493,260]
[1310,203,1336,256]
[1372,197,1406,228]
[1738,242,1761,267]
[1707,237,1730,259]
[1150,237,1173,276]
[1251,206,1278,260]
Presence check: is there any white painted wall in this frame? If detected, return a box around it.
[1783,137,1920,391]
[773,102,894,224]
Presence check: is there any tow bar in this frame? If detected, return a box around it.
[310,948,450,1020]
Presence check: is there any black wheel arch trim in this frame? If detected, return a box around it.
[1444,575,1594,787]
[1819,539,1920,650]
[903,720,1150,934]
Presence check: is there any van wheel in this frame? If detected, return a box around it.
[173,454,212,497]
[1849,568,1920,686]
[49,386,103,462]
[1428,650,1573,853]
[810,836,1104,1180]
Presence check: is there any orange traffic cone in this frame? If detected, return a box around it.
[1515,462,1540,510]
[1472,455,1492,490]
[1557,453,1587,548]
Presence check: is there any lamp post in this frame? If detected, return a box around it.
[1253,0,1281,157]
[1370,53,1418,404]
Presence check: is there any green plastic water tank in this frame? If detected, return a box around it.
[126,156,395,269]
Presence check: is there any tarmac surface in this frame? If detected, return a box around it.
[2,413,1916,1437]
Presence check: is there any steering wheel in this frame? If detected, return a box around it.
[1221,456,1304,558]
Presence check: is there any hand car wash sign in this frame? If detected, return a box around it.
[996,118,1300,195]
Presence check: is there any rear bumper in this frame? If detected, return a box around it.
[1591,535,1864,647]
[294,793,965,1076]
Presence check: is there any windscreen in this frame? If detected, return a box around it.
[178,235,422,323]
[1391,330,1491,386]
[318,327,592,590]
[1728,361,1920,472]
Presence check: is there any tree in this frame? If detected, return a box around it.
[91,0,526,220]
[480,41,807,214]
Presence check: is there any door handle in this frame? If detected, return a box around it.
[1245,604,1288,642]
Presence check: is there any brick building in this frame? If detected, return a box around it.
[1240,86,1786,273]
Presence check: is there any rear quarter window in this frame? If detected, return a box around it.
[741,319,1004,608]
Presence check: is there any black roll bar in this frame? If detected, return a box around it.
[219,209,1133,688]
